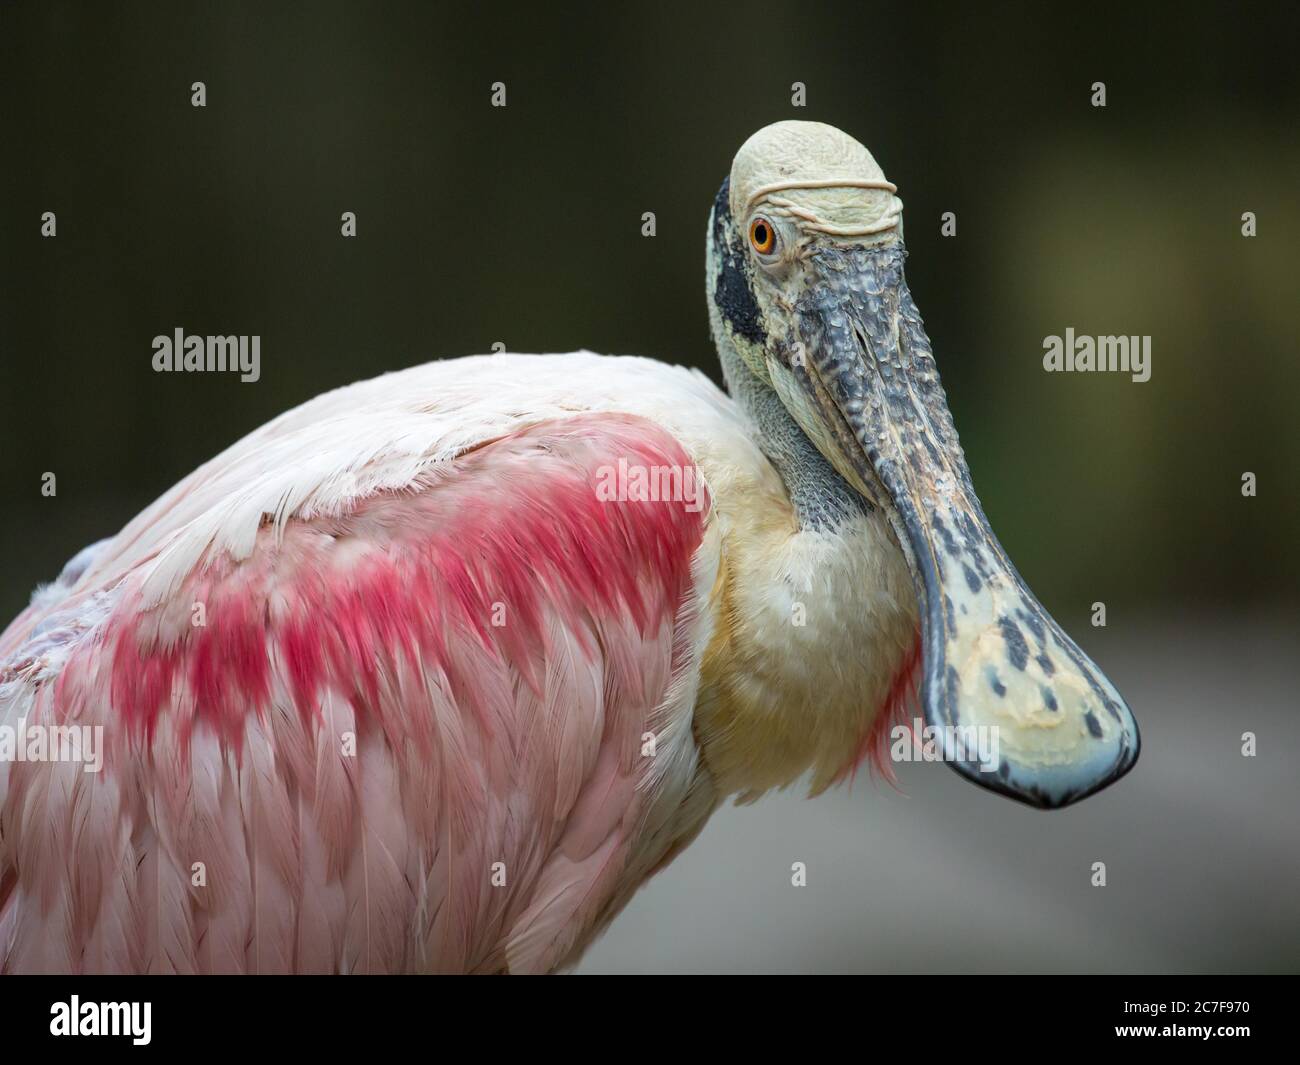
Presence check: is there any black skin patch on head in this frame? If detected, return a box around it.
[1042,686,1058,712]
[1084,710,1104,738]
[962,563,981,594]
[1036,652,1055,676]
[998,615,1030,671]
[989,672,1006,698]
[711,178,765,345]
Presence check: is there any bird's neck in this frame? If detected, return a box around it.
[690,335,919,799]
[715,337,868,531]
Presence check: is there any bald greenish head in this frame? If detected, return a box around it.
[706,120,1139,809]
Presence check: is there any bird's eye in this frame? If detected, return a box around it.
[749,217,776,256]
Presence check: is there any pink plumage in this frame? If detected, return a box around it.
[0,410,708,974]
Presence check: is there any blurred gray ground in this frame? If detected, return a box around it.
[577,617,1300,974]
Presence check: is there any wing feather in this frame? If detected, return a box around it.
[0,399,718,973]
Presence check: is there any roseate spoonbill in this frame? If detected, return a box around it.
[0,121,1138,974]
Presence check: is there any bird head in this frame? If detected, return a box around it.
[706,120,1139,809]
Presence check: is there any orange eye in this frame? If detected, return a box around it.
[749,217,776,255]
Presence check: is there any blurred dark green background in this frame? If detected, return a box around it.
[2,0,1297,624]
